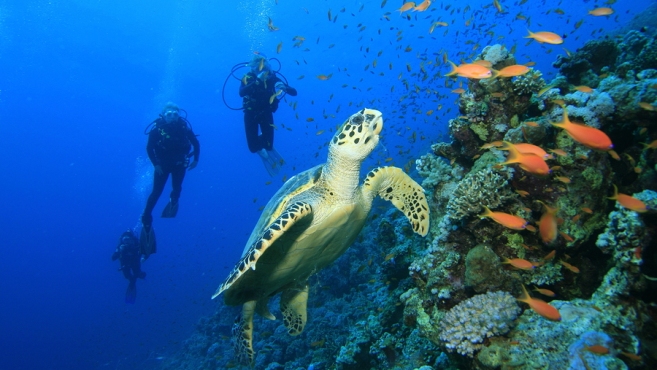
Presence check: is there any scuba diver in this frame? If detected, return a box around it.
[238,53,298,176]
[112,230,146,304]
[140,102,200,258]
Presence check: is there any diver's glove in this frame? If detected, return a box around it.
[187,160,198,170]
[275,82,285,92]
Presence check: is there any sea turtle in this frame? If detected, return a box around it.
[213,108,430,365]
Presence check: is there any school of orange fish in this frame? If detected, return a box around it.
[259,0,654,359]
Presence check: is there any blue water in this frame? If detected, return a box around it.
[0,0,647,369]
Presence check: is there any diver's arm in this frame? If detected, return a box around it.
[239,74,258,97]
[274,78,297,96]
[188,130,200,163]
[146,130,159,166]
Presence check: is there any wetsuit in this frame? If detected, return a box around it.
[112,231,145,303]
[239,71,297,153]
[142,117,200,227]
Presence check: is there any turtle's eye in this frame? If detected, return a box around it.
[351,114,364,125]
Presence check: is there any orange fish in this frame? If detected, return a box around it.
[549,148,568,157]
[397,2,416,13]
[538,201,558,244]
[574,85,593,93]
[479,206,528,230]
[639,102,655,111]
[413,0,431,11]
[524,121,540,127]
[555,176,571,184]
[515,190,530,197]
[608,184,647,213]
[533,287,556,297]
[525,30,563,44]
[580,207,593,214]
[317,74,332,80]
[445,61,492,79]
[551,107,613,151]
[499,141,551,176]
[559,260,580,273]
[543,250,556,261]
[473,60,493,68]
[517,285,561,321]
[513,143,550,159]
[495,65,531,78]
[641,139,657,150]
[503,257,535,270]
[586,345,609,354]
[588,7,614,16]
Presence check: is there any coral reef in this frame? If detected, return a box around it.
[164,28,657,370]
[438,291,520,357]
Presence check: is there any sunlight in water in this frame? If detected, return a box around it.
[133,155,152,204]
[239,0,271,54]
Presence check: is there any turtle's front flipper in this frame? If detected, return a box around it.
[362,166,430,236]
[280,284,309,335]
[212,201,313,299]
[233,300,256,366]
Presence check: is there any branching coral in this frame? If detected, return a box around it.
[438,291,520,357]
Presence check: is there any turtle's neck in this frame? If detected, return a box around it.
[322,149,362,200]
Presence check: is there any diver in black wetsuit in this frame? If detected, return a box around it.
[239,54,297,176]
[112,230,146,304]
[140,102,200,258]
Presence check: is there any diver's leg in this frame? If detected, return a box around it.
[169,165,187,204]
[259,112,275,151]
[142,170,169,227]
[244,111,261,153]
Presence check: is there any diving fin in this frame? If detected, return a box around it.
[161,199,179,218]
[267,148,285,168]
[125,281,136,304]
[257,149,280,177]
[140,225,157,260]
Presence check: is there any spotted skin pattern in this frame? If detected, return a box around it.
[213,109,431,366]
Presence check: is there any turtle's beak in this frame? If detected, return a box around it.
[363,108,383,136]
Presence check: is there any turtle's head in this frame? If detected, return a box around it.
[330,108,383,161]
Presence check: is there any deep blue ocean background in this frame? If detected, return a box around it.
[0,0,648,369]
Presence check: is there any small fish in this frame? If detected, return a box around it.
[619,352,642,361]
[517,285,561,321]
[316,130,325,136]
[451,88,465,94]
[543,250,556,261]
[608,184,647,213]
[397,2,416,13]
[498,141,551,176]
[276,42,283,54]
[444,61,493,79]
[581,207,593,214]
[608,149,621,160]
[641,139,657,150]
[533,287,556,297]
[588,7,614,16]
[494,65,531,78]
[515,190,530,197]
[555,176,571,184]
[525,30,563,44]
[574,85,593,93]
[538,201,559,244]
[269,90,282,104]
[317,74,332,80]
[524,121,540,127]
[384,253,396,261]
[306,117,315,122]
[585,345,609,354]
[413,0,431,12]
[638,102,654,111]
[310,339,325,347]
[559,231,574,242]
[503,257,535,270]
[479,206,528,230]
[559,260,580,273]
[551,106,613,151]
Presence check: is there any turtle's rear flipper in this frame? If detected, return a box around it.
[140,226,157,260]
[281,284,309,335]
[362,166,430,236]
[161,199,179,218]
[233,300,256,366]
[125,281,137,304]
[257,149,280,177]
